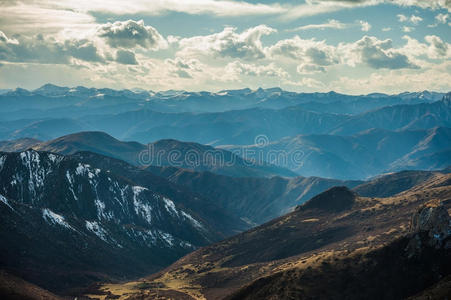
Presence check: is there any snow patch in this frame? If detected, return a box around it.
[180,210,205,230]
[42,208,74,230]
[85,220,108,242]
[85,220,122,248]
[0,155,6,171]
[132,186,153,224]
[163,197,178,216]
[0,194,14,211]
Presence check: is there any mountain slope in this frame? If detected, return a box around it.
[224,127,451,179]
[91,173,451,299]
[0,150,248,294]
[33,131,146,166]
[0,138,41,152]
[147,166,361,224]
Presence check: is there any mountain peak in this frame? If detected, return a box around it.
[297,186,357,212]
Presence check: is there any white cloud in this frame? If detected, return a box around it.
[397,14,408,22]
[409,15,423,25]
[310,0,450,11]
[340,35,418,69]
[269,36,338,66]
[330,62,451,94]
[288,19,348,31]
[0,31,105,64]
[397,14,423,25]
[382,27,392,31]
[270,35,418,70]
[97,20,167,50]
[402,26,414,32]
[178,25,276,60]
[3,0,285,18]
[435,13,450,23]
[359,20,371,31]
[297,63,326,74]
[225,61,288,79]
[165,57,203,78]
[299,77,326,89]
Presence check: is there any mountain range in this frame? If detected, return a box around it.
[0,86,449,180]
[0,84,450,299]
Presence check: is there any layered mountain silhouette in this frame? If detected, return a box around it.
[0,131,296,178]
[225,126,451,179]
[0,85,450,299]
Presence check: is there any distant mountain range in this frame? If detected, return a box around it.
[0,84,444,118]
[0,85,448,142]
[224,126,451,179]
[2,126,449,180]
[0,131,296,178]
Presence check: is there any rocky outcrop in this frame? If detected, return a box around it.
[297,186,357,212]
[406,200,451,257]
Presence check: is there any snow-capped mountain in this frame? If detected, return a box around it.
[0,149,247,293]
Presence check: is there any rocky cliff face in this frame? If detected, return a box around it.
[407,200,451,257]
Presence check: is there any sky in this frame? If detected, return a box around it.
[0,0,450,94]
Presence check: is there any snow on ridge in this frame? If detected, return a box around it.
[132,186,153,224]
[163,197,178,215]
[180,210,205,230]
[0,194,14,211]
[0,155,6,171]
[128,228,196,249]
[163,196,205,230]
[47,153,62,163]
[75,163,100,179]
[132,186,148,194]
[20,151,50,202]
[42,208,74,230]
[85,220,108,242]
[85,220,122,248]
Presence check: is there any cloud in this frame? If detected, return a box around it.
[410,15,423,24]
[297,63,326,74]
[269,36,338,67]
[424,35,450,58]
[346,36,418,69]
[397,14,408,22]
[397,14,423,24]
[330,62,451,94]
[299,77,326,89]
[382,27,392,31]
[359,20,371,31]
[401,35,450,62]
[288,19,348,31]
[115,50,138,65]
[97,20,166,50]
[0,2,96,35]
[435,13,450,23]
[402,26,414,32]
[178,25,276,60]
[309,0,450,11]
[165,57,203,78]
[225,61,288,79]
[0,31,104,64]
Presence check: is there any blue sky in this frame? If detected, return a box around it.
[0,0,450,94]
